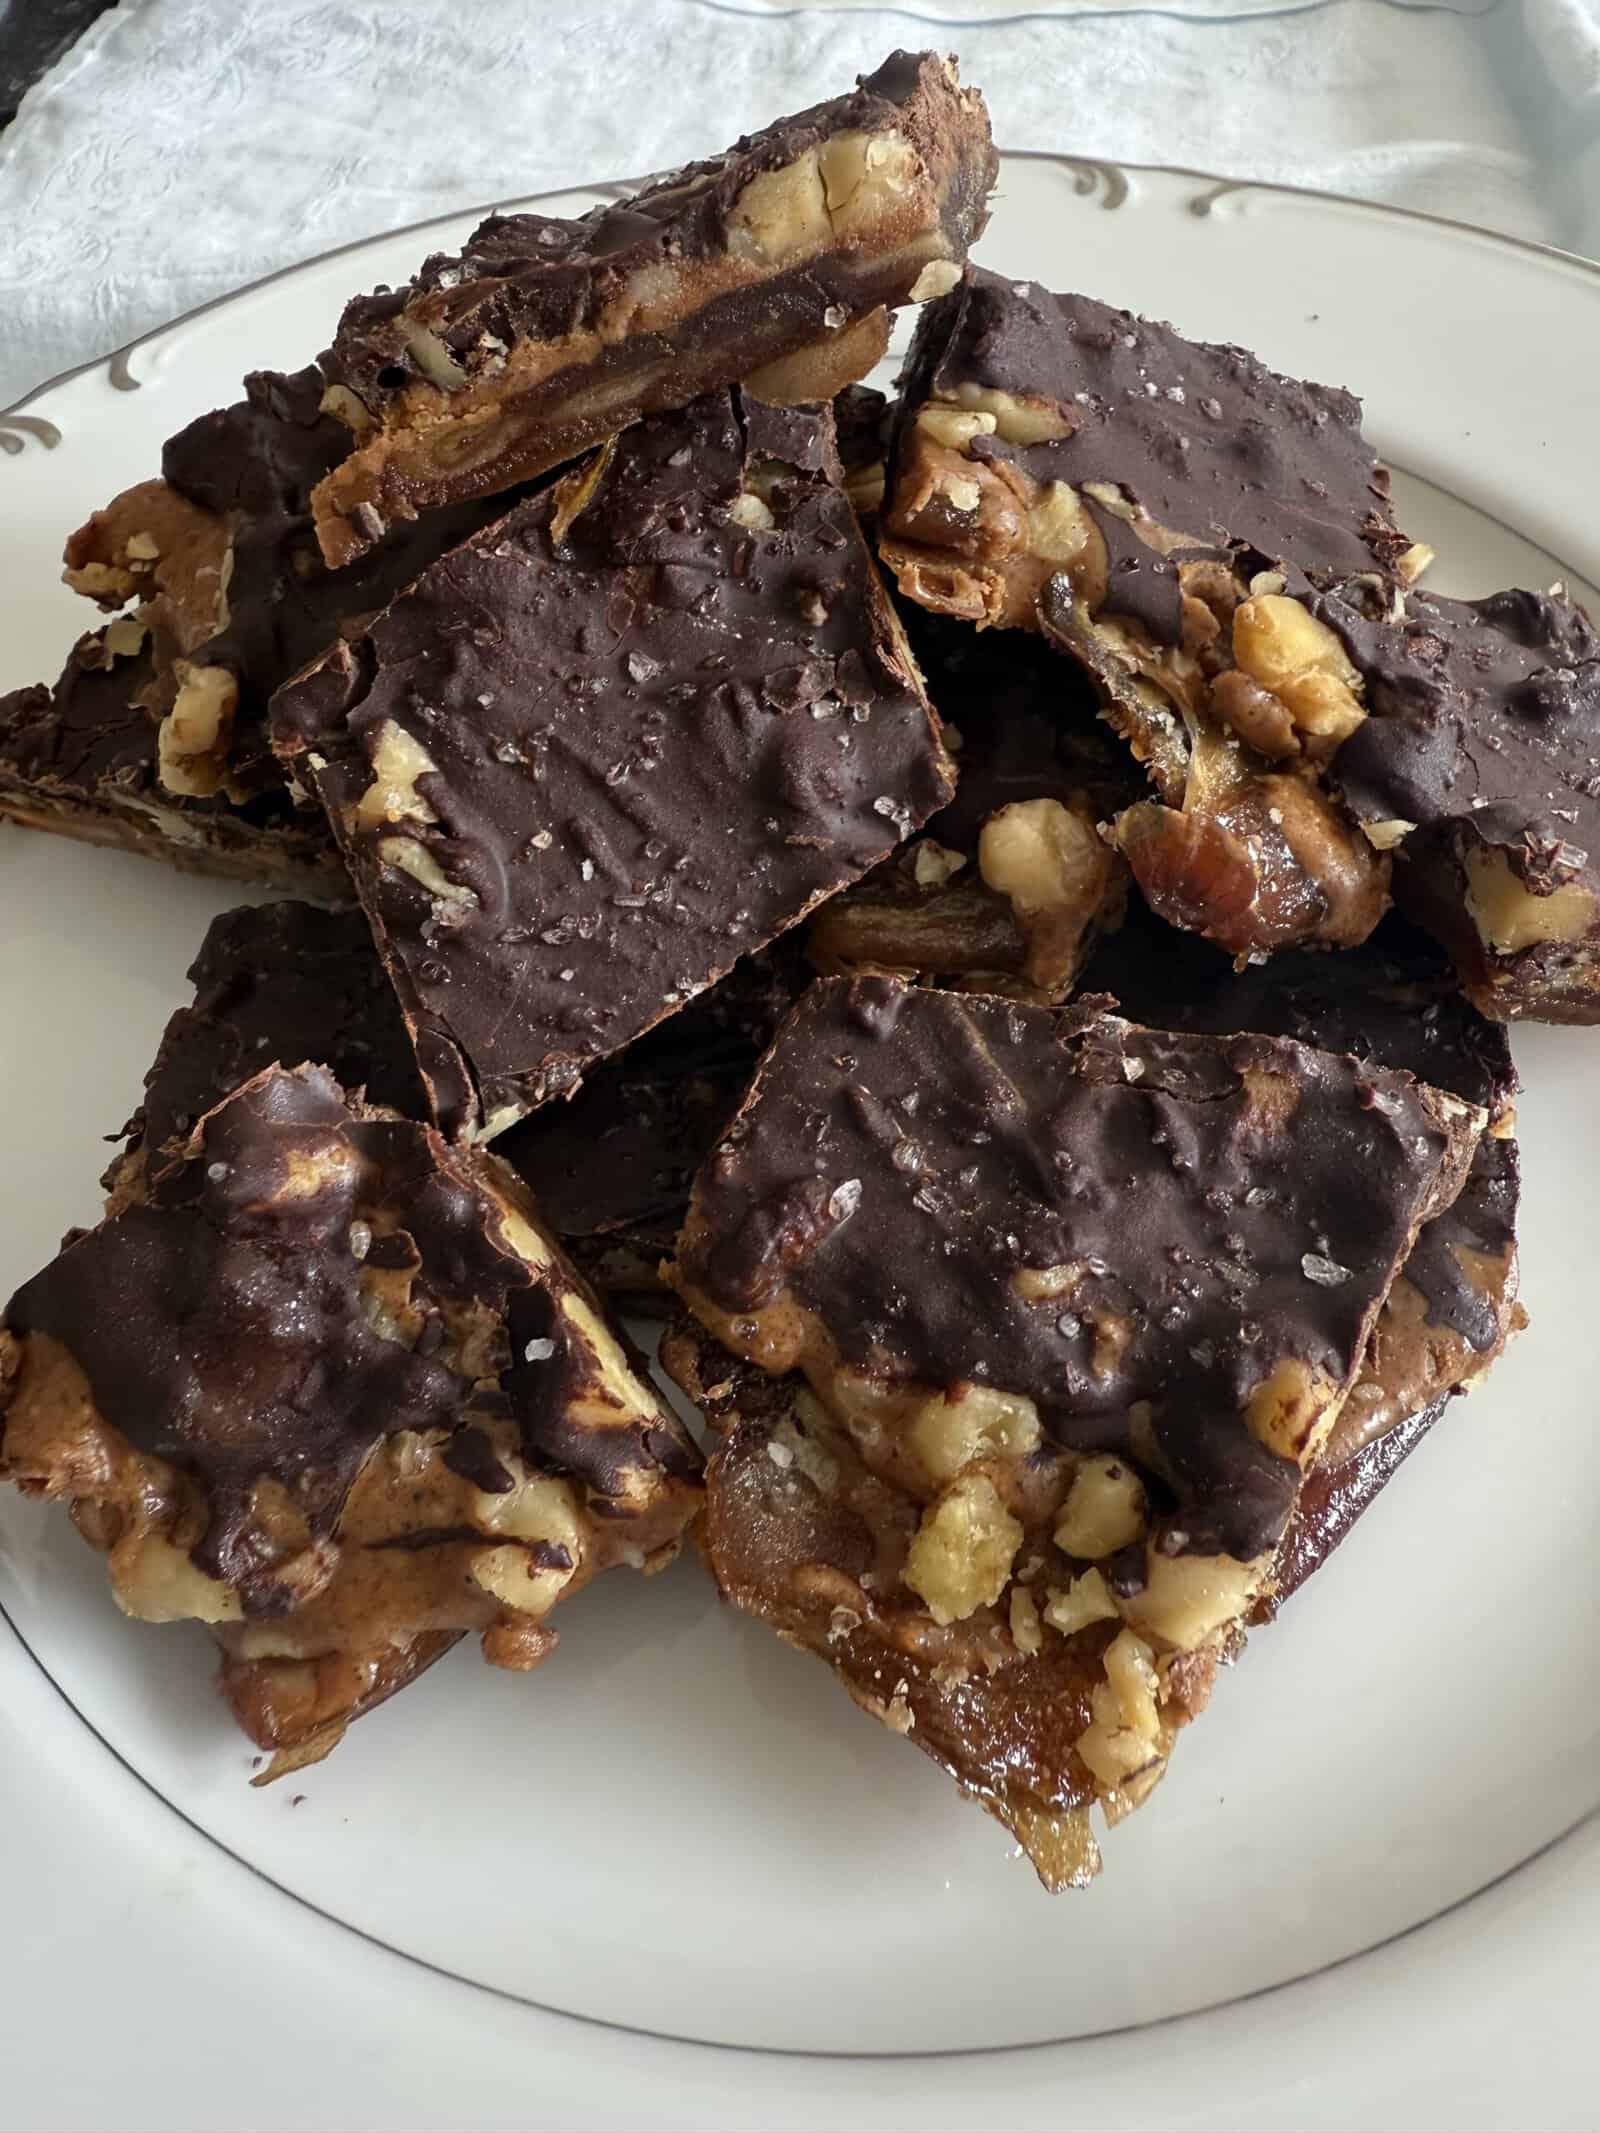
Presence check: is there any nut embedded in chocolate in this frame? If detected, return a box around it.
[809,612,1134,1001]
[10,365,513,889]
[1078,902,1522,1465]
[879,269,1418,954]
[273,390,955,1141]
[665,976,1482,1882]
[103,901,428,1213]
[310,51,997,566]
[0,1064,701,1774]
[1320,579,1600,1023]
[0,626,345,894]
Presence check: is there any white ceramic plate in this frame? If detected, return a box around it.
[3,155,1599,2114]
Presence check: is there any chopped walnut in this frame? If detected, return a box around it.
[157,664,239,800]
[1076,1628,1164,1787]
[1053,1456,1147,1559]
[1462,843,1593,953]
[1042,1567,1119,1637]
[903,1470,1022,1625]
[977,797,1125,998]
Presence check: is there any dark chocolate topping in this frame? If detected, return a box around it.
[498,939,806,1247]
[1081,906,1515,1114]
[0,639,167,797]
[682,976,1469,1560]
[162,365,344,523]
[274,391,953,1137]
[1080,905,1519,1350]
[1323,580,1600,873]
[831,383,891,484]
[3,358,509,830]
[8,1066,535,1608]
[0,631,319,844]
[166,367,511,770]
[322,53,994,413]
[130,901,426,1166]
[903,604,1138,847]
[896,269,1406,641]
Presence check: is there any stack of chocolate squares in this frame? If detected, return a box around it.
[3,48,1588,1887]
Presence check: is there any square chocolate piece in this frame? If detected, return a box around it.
[1,1065,701,1774]
[666,976,1481,1884]
[880,269,1428,954]
[311,51,995,565]
[1320,580,1600,1022]
[273,391,954,1140]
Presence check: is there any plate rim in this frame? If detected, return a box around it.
[6,1589,1598,2065]
[2,147,1595,427]
[2,150,1597,2066]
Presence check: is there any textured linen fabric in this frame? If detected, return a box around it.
[0,0,1595,409]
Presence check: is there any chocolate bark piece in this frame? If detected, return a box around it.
[497,940,808,1296]
[104,901,426,1212]
[809,609,1133,999]
[273,391,954,1142]
[1316,580,1600,1022]
[310,51,996,567]
[43,366,508,861]
[879,269,1425,955]
[0,1064,701,1774]
[0,625,345,894]
[1079,904,1522,1461]
[102,897,799,1298]
[666,976,1480,1882]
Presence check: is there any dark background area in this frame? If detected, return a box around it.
[1,0,110,129]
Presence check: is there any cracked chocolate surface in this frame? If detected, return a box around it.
[274,391,953,1139]
[314,51,996,562]
[675,975,1478,1562]
[807,610,1133,992]
[907,606,1136,837]
[161,366,506,776]
[5,366,510,885]
[108,899,802,1294]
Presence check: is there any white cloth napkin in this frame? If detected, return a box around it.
[0,0,1596,411]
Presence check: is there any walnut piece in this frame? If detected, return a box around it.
[976,797,1124,998]
[1042,1567,1119,1637]
[903,1470,1023,1625]
[1052,1455,1147,1559]
[157,663,239,800]
[1076,1627,1164,1787]
[1462,843,1594,953]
